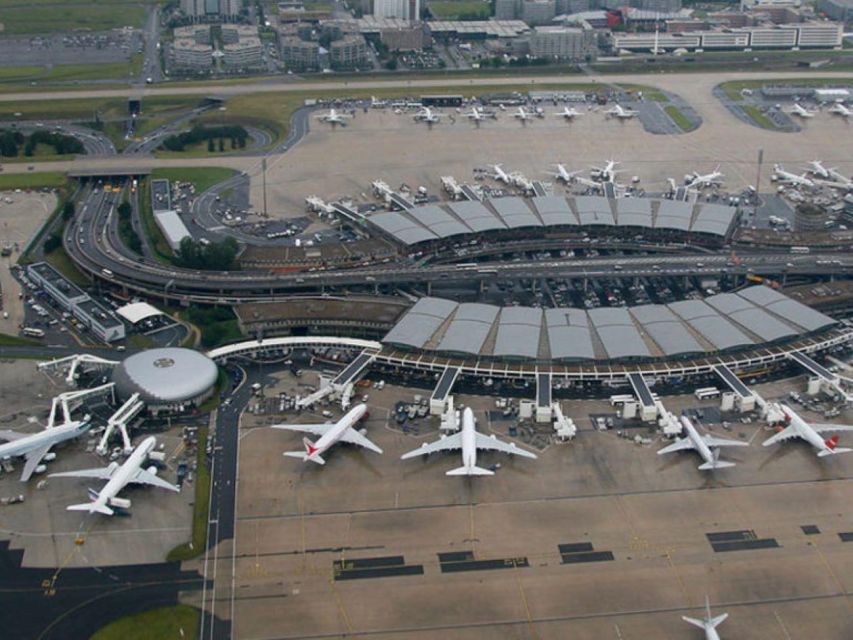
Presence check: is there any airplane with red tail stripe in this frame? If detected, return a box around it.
[272,403,382,465]
[762,403,853,457]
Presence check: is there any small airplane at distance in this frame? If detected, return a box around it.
[513,106,535,122]
[465,106,489,122]
[549,164,583,183]
[400,407,537,476]
[315,108,351,126]
[682,596,729,640]
[554,106,583,120]
[788,103,815,118]
[489,164,513,184]
[51,436,179,516]
[0,416,91,481]
[273,403,382,465]
[605,104,638,119]
[591,159,621,183]
[773,163,817,188]
[762,403,853,457]
[828,102,852,118]
[657,415,748,470]
[414,107,441,124]
[685,166,724,190]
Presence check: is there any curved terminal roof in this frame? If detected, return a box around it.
[112,347,218,404]
[365,195,734,246]
[382,286,834,363]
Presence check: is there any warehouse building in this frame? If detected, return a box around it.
[27,262,126,343]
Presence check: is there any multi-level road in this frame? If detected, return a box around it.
[64,187,853,303]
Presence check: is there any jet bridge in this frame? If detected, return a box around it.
[430,366,460,415]
[38,354,118,386]
[627,373,658,422]
[536,373,552,423]
[98,392,145,455]
[48,383,115,428]
[460,185,482,201]
[788,352,853,401]
[531,181,550,197]
[713,364,760,412]
[296,350,377,410]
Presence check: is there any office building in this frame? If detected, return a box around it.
[374,0,420,21]
[528,25,596,59]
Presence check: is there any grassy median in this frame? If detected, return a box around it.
[166,424,211,562]
[90,604,200,640]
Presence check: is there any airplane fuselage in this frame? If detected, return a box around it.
[0,421,89,460]
[309,404,368,457]
[460,409,478,472]
[681,417,714,465]
[93,436,157,509]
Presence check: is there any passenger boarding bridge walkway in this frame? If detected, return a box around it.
[788,351,853,401]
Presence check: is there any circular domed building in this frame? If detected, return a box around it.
[112,347,218,413]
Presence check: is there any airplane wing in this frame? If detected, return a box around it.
[338,428,383,454]
[50,465,115,481]
[270,423,333,437]
[762,425,800,446]
[20,445,53,482]
[131,468,180,492]
[809,423,853,434]
[401,432,463,460]
[0,430,27,442]
[657,437,695,455]
[703,434,749,448]
[474,432,537,459]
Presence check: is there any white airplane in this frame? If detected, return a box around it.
[591,159,620,183]
[400,407,536,476]
[829,102,852,118]
[808,160,832,178]
[0,417,91,481]
[773,164,816,188]
[51,436,178,516]
[548,164,584,184]
[788,103,815,118]
[682,596,729,640]
[465,106,487,122]
[513,106,534,122]
[605,104,637,119]
[510,172,534,194]
[658,415,748,470]
[554,106,583,120]
[807,161,852,186]
[414,107,441,124]
[315,108,351,126]
[273,403,382,465]
[685,166,724,190]
[762,403,853,457]
[489,164,513,184]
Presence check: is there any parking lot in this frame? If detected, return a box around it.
[0,31,141,68]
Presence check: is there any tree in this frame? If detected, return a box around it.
[207,138,215,152]
[62,201,76,221]
[117,201,131,221]
[218,138,225,152]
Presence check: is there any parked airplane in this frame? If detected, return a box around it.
[762,403,853,456]
[489,164,513,184]
[605,104,638,119]
[788,103,815,118]
[685,166,724,190]
[773,164,816,188]
[549,164,583,183]
[0,417,91,481]
[513,106,534,122]
[466,106,487,122]
[591,159,620,183]
[808,161,852,186]
[414,107,441,124]
[51,436,178,516]
[682,596,729,640]
[829,102,852,118]
[316,108,351,126]
[554,106,583,120]
[400,407,536,476]
[510,172,534,194]
[808,160,832,178]
[657,415,748,470]
[273,403,382,465]
[369,96,388,108]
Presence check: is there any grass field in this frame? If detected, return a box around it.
[0,173,68,190]
[0,333,39,346]
[166,425,211,562]
[0,0,146,35]
[740,104,780,130]
[45,245,89,286]
[151,167,238,194]
[429,0,490,18]
[0,58,142,85]
[90,605,200,640]
[138,177,175,262]
[664,105,693,132]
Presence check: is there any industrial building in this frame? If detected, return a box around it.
[382,286,836,363]
[27,262,126,343]
[111,348,219,412]
[612,21,843,51]
[527,25,597,60]
[153,210,192,251]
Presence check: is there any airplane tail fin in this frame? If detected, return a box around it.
[67,502,114,516]
[283,438,326,464]
[446,465,494,477]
